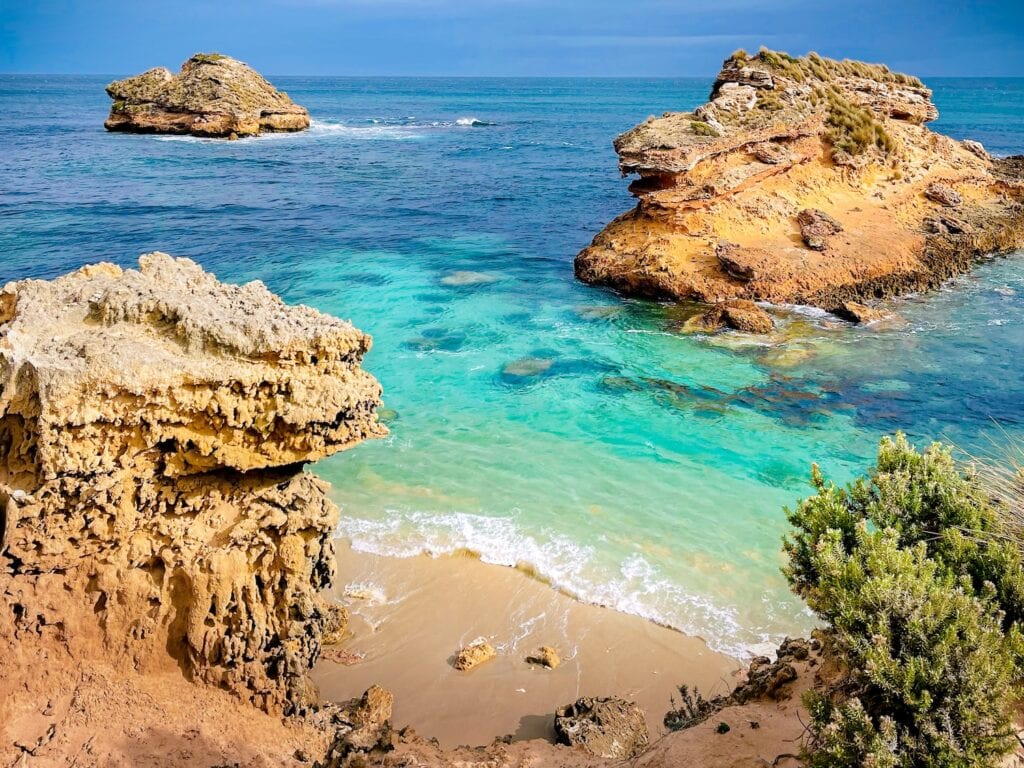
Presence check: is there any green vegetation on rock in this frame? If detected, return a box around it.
[191,53,229,64]
[690,120,720,137]
[784,434,1024,767]
[735,47,924,89]
[823,86,896,158]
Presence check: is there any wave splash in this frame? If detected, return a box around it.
[335,508,788,659]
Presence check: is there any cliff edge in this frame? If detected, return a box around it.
[104,53,310,138]
[575,49,1024,326]
[0,253,385,760]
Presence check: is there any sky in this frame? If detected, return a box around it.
[1,0,1022,77]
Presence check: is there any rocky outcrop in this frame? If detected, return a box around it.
[576,49,1024,327]
[555,697,649,758]
[0,254,385,720]
[104,53,310,138]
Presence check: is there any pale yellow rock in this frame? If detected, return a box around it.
[0,253,385,715]
[526,645,561,669]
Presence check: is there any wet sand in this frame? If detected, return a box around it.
[312,542,743,749]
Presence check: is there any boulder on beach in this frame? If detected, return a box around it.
[453,640,496,671]
[104,53,310,138]
[525,646,561,669]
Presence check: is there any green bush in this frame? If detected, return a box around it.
[784,434,1024,768]
[690,120,720,137]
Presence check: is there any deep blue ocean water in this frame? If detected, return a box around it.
[2,75,1023,656]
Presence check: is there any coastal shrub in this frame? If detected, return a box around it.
[750,48,923,89]
[823,88,895,158]
[784,434,1024,768]
[664,684,716,731]
[785,434,1024,628]
[690,120,720,137]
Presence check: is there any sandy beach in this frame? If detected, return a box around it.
[312,542,744,749]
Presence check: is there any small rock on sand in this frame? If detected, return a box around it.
[453,640,496,671]
[525,646,561,669]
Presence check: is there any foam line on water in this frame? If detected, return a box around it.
[335,509,784,659]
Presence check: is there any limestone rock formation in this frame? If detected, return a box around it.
[105,53,310,138]
[555,697,650,758]
[0,254,385,719]
[576,49,1024,323]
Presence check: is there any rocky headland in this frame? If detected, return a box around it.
[576,49,1024,331]
[104,54,310,138]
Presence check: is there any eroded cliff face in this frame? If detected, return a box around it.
[104,54,310,138]
[0,254,385,736]
[576,49,1024,324]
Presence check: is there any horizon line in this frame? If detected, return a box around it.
[3,72,1023,80]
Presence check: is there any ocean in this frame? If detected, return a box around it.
[2,75,1023,657]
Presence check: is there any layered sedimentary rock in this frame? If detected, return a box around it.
[576,49,1024,325]
[0,254,385,720]
[104,53,310,138]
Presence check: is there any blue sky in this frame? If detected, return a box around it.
[2,0,1022,77]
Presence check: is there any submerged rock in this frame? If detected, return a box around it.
[453,640,496,671]
[576,48,1024,316]
[440,270,499,286]
[554,697,649,758]
[105,53,310,138]
[0,253,385,715]
[502,356,555,378]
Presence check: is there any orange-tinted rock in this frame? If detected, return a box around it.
[575,49,1024,315]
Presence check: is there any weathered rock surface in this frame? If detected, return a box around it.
[105,53,310,138]
[525,645,561,669]
[554,697,649,758]
[0,254,385,723]
[686,298,775,334]
[835,300,888,324]
[454,639,497,671]
[576,48,1024,317]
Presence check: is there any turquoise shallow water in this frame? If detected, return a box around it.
[2,75,1023,656]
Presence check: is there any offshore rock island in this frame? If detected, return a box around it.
[104,53,310,138]
[576,49,1024,329]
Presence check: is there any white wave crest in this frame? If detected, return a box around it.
[335,509,783,659]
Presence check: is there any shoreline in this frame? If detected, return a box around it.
[313,541,744,749]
